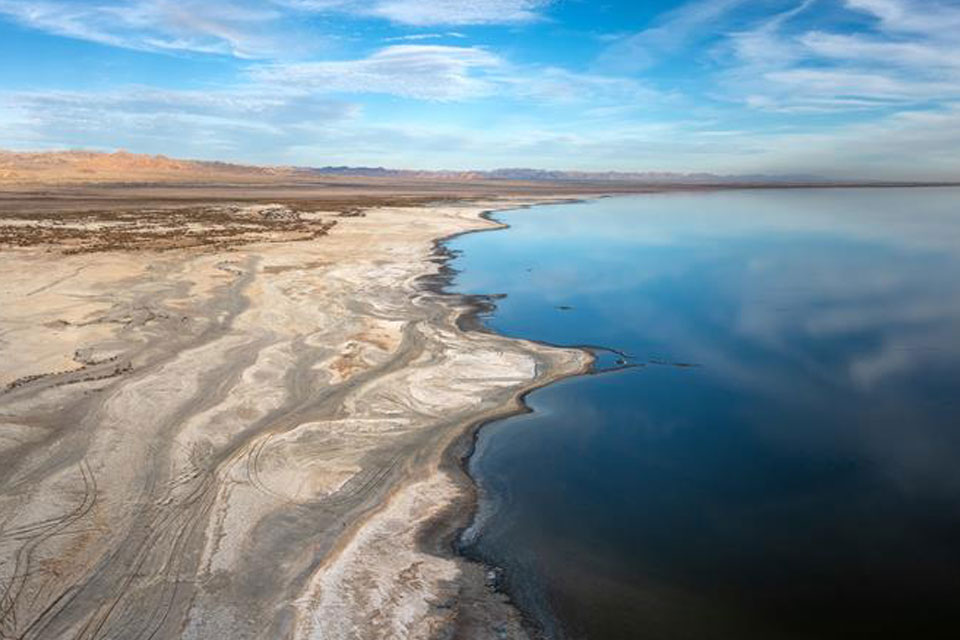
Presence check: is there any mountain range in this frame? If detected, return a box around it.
[0,149,916,186]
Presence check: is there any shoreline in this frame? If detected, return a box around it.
[421,197,645,640]
[415,199,602,639]
[6,185,953,638]
[0,194,595,639]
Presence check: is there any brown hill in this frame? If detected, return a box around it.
[0,150,288,185]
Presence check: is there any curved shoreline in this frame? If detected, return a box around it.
[0,195,599,640]
[417,198,607,640]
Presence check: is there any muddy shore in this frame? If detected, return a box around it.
[0,192,591,639]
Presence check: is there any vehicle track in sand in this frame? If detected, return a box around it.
[0,198,588,640]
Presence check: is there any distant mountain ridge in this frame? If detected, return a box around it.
[305,165,825,184]
[0,149,922,186]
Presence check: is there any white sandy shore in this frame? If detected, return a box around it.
[0,198,589,639]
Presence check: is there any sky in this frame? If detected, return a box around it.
[0,0,958,179]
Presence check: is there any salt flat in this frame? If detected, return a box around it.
[0,190,588,640]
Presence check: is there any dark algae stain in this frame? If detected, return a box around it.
[448,188,960,639]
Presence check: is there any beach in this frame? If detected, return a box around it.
[2,0,957,636]
[0,189,590,640]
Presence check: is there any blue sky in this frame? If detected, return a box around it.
[0,0,958,178]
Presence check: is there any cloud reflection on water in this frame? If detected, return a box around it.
[452,188,960,638]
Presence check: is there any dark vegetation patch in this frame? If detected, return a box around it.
[0,203,340,253]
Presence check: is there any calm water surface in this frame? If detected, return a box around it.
[448,188,960,640]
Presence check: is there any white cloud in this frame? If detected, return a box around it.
[5,80,959,178]
[275,0,553,24]
[0,0,553,58]
[250,45,503,100]
[249,44,658,105]
[845,0,960,37]
[708,0,960,114]
[2,86,359,155]
[367,0,549,25]
[383,31,467,42]
[799,31,960,72]
[600,0,752,71]
[0,0,287,58]
[498,67,664,105]
[1,0,957,178]
[762,69,959,105]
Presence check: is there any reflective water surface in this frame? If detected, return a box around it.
[448,188,960,639]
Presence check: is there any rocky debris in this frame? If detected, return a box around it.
[73,347,121,366]
[255,205,301,222]
[485,566,506,591]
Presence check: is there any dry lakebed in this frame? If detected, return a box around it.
[0,192,592,640]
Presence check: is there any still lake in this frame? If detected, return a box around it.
[447,188,960,639]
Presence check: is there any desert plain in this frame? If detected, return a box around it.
[0,152,615,640]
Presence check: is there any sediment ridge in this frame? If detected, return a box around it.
[0,196,588,639]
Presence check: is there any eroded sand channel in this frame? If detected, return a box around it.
[0,200,587,639]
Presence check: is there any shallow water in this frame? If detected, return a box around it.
[448,188,960,639]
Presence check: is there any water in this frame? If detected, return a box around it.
[447,188,960,640]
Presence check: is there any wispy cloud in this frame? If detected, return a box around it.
[383,32,467,42]
[0,0,957,177]
[250,45,503,101]
[1,86,359,153]
[596,0,960,118]
[706,0,960,113]
[4,82,959,178]
[0,0,553,58]
[0,0,288,58]
[798,31,960,72]
[0,37,665,164]
[845,0,960,37]
[274,0,552,24]
[599,0,752,71]
[249,44,660,104]
[365,0,550,26]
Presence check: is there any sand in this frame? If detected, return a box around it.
[0,194,590,640]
